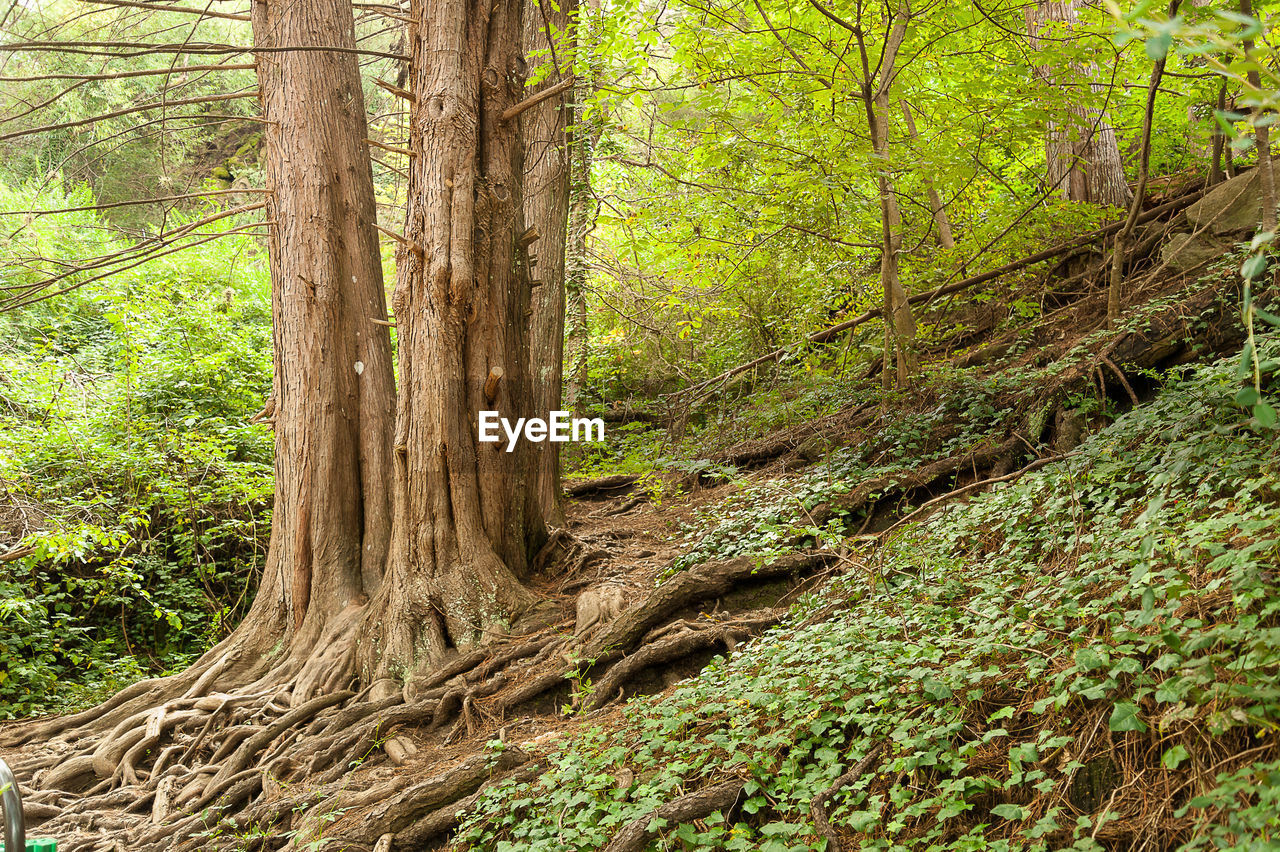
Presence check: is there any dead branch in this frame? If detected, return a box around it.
[811,743,885,852]
[602,779,745,852]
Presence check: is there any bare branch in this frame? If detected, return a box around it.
[0,91,260,143]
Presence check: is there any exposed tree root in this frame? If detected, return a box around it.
[601,778,746,852]
[3,547,833,851]
[6,269,1265,852]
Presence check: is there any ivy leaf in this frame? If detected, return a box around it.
[922,676,953,700]
[1109,702,1148,733]
[1161,744,1190,770]
[991,803,1027,820]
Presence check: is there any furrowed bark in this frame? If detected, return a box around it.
[523,0,577,527]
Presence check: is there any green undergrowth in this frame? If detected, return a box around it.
[0,185,274,718]
[458,334,1280,851]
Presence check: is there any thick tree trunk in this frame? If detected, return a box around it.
[1026,0,1133,208]
[523,0,576,527]
[240,0,396,692]
[362,0,545,680]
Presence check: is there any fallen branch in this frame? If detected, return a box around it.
[811,743,885,852]
[878,452,1079,538]
[564,474,640,498]
[602,778,745,852]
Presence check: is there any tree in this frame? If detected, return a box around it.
[237,0,399,697]
[848,0,918,386]
[901,100,956,251]
[359,0,551,682]
[523,0,576,527]
[1026,0,1133,208]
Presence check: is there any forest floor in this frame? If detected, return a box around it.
[3,175,1280,851]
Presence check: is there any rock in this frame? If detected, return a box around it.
[1053,408,1086,453]
[1160,231,1230,271]
[796,434,832,462]
[574,584,628,637]
[1184,166,1270,235]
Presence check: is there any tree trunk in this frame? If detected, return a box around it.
[875,92,917,386]
[857,2,916,387]
[565,5,602,413]
[1108,0,1179,328]
[1026,0,1133,208]
[239,0,396,695]
[361,0,546,681]
[900,99,956,250]
[1210,80,1227,186]
[523,0,576,527]
[1240,0,1276,232]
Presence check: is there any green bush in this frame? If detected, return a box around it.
[0,180,273,718]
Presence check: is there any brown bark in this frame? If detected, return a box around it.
[1026,0,1133,208]
[523,0,576,527]
[241,0,396,678]
[362,0,546,678]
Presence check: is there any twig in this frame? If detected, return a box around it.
[811,742,885,852]
[501,77,574,122]
[879,452,1078,538]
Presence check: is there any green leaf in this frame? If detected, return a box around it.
[1241,253,1268,280]
[1109,702,1148,733]
[1236,387,1261,408]
[1254,402,1277,428]
[991,803,1027,820]
[1143,32,1171,60]
[922,676,953,700]
[1255,308,1280,327]
[1237,340,1256,379]
[1161,745,1190,770]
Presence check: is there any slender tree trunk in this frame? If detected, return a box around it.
[237,0,396,697]
[900,99,955,250]
[1241,0,1276,232]
[875,92,916,386]
[1210,80,1228,186]
[565,3,601,412]
[1108,0,1179,328]
[857,2,916,387]
[361,0,546,682]
[1026,0,1133,208]
[523,0,576,527]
